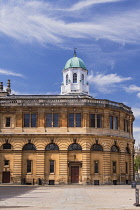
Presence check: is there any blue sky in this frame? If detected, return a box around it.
[0,0,140,144]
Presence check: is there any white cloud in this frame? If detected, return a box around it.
[133,126,140,144]
[88,73,131,86]
[67,0,121,11]
[87,72,132,93]
[124,85,140,98]
[125,85,140,93]
[0,1,140,45]
[0,68,23,77]
[132,108,140,119]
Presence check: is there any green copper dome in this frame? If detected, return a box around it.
[64,56,87,70]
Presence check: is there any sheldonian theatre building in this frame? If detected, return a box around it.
[0,52,135,185]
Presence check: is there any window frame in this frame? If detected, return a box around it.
[73,73,77,83]
[27,160,32,174]
[112,161,117,174]
[68,113,82,127]
[50,160,55,174]
[94,160,99,173]
[125,162,128,174]
[110,116,118,130]
[82,74,84,85]
[5,117,11,127]
[23,113,37,128]
[4,160,9,166]
[124,119,129,132]
[66,74,68,85]
[46,113,59,127]
[90,114,102,128]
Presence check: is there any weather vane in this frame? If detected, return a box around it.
[73,48,77,57]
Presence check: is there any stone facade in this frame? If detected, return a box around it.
[0,94,135,185]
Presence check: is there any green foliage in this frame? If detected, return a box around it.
[134,156,140,172]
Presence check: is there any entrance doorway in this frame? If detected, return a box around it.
[71,166,79,183]
[2,171,10,183]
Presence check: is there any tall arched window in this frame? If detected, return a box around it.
[68,143,82,151]
[82,74,84,85]
[66,74,68,85]
[22,143,36,150]
[73,73,77,83]
[45,143,59,151]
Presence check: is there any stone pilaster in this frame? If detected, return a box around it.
[103,151,111,184]
[82,151,90,184]
[13,152,22,184]
[59,152,68,184]
[36,152,45,179]
[119,152,126,184]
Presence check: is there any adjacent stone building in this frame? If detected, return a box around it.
[0,52,135,185]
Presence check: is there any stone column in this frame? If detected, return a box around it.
[82,151,91,184]
[36,152,45,181]
[59,151,68,184]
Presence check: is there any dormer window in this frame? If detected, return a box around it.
[73,73,77,83]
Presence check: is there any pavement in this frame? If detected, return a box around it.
[0,185,139,210]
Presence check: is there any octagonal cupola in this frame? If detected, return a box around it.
[61,50,89,95]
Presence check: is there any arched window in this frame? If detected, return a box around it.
[126,147,130,154]
[66,74,68,85]
[45,143,59,151]
[22,143,36,150]
[82,74,84,85]
[111,145,119,152]
[68,143,82,151]
[73,73,77,83]
[3,143,11,149]
[91,144,103,151]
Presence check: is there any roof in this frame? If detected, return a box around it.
[64,56,87,70]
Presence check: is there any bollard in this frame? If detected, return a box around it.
[131,181,136,189]
[134,188,140,206]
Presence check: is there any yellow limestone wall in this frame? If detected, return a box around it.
[0,104,135,185]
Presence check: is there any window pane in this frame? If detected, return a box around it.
[90,114,95,127]
[6,117,10,127]
[126,162,128,174]
[68,113,74,127]
[46,114,52,127]
[114,117,118,130]
[126,120,128,132]
[4,160,9,166]
[110,116,113,129]
[113,161,116,173]
[53,114,59,127]
[97,114,102,128]
[124,119,126,131]
[31,114,36,127]
[73,73,77,83]
[82,74,84,85]
[50,160,54,173]
[24,114,30,127]
[66,74,68,85]
[76,113,81,127]
[27,160,32,173]
[94,161,99,173]
[3,143,11,149]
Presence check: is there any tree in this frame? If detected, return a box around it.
[134,156,140,172]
